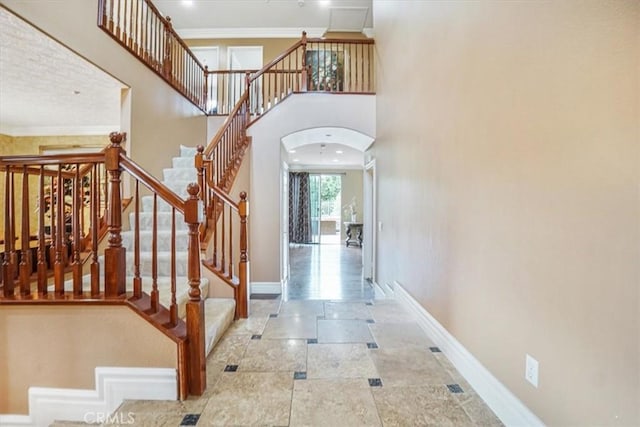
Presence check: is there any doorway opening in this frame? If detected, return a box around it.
[310,174,342,245]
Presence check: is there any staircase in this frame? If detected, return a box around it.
[119,144,235,356]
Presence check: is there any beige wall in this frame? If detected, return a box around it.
[0,0,207,178]
[187,38,298,70]
[373,1,639,425]
[340,170,363,241]
[0,305,177,414]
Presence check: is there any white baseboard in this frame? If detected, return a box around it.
[250,281,282,294]
[393,282,544,427]
[0,367,176,427]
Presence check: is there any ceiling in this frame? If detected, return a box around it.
[154,0,374,38]
[282,126,372,169]
[0,7,125,136]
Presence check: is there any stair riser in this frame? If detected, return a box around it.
[129,212,189,231]
[121,231,190,252]
[124,252,190,277]
[172,157,195,168]
[163,168,197,182]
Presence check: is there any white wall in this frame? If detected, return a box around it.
[248,93,375,283]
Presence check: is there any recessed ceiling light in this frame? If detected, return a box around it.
[293,158,300,162]
[332,159,339,162]
[182,0,193,6]
[336,150,343,154]
[289,149,296,153]
[319,0,331,6]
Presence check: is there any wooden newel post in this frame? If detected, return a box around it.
[163,17,173,79]
[195,145,207,221]
[104,132,126,298]
[237,191,249,319]
[301,31,308,92]
[185,182,206,395]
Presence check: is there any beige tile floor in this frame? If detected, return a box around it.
[53,298,503,427]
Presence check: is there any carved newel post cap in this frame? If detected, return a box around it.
[197,145,205,154]
[187,183,200,198]
[109,131,124,146]
[240,191,247,201]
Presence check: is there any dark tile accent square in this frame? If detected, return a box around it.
[366,319,375,324]
[307,338,318,344]
[447,383,464,393]
[429,346,442,353]
[317,315,325,320]
[224,364,238,372]
[251,293,280,300]
[366,342,379,349]
[368,378,383,387]
[269,313,278,318]
[180,413,200,426]
[365,302,374,306]
[294,371,307,380]
[251,334,262,340]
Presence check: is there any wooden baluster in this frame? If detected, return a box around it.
[91,164,100,297]
[3,169,14,297]
[170,207,178,326]
[72,165,82,296]
[133,180,142,299]
[133,0,139,53]
[19,166,31,296]
[195,145,206,215]
[185,183,206,395]
[54,165,64,294]
[151,193,159,312]
[212,193,218,268]
[237,192,249,319]
[228,204,233,279]
[203,66,209,113]
[301,32,308,92]
[221,200,226,274]
[37,166,47,294]
[163,17,173,79]
[104,132,126,298]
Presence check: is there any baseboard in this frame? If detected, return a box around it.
[250,281,282,295]
[0,367,176,427]
[393,282,545,427]
[372,281,387,299]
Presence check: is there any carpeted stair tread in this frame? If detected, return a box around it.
[204,298,236,356]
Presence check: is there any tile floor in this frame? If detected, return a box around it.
[58,298,503,426]
[53,245,502,426]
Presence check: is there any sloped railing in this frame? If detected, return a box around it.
[0,132,207,399]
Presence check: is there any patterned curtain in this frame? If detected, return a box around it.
[289,172,311,243]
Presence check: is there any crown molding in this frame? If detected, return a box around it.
[176,27,374,40]
[0,125,117,137]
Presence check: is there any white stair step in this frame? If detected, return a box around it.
[129,211,188,231]
[121,230,190,252]
[125,251,190,277]
[162,180,193,197]
[142,195,177,213]
[172,157,195,168]
[163,167,197,182]
[204,298,236,356]
[180,145,198,157]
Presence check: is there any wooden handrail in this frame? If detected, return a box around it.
[119,156,186,213]
[249,39,305,83]
[204,92,249,157]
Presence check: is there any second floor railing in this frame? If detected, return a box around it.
[98,0,375,116]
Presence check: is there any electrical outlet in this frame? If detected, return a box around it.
[525,354,539,387]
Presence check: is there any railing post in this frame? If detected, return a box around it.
[237,192,249,319]
[185,183,206,395]
[195,145,208,239]
[203,66,209,113]
[301,31,308,92]
[162,17,173,80]
[104,132,126,298]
